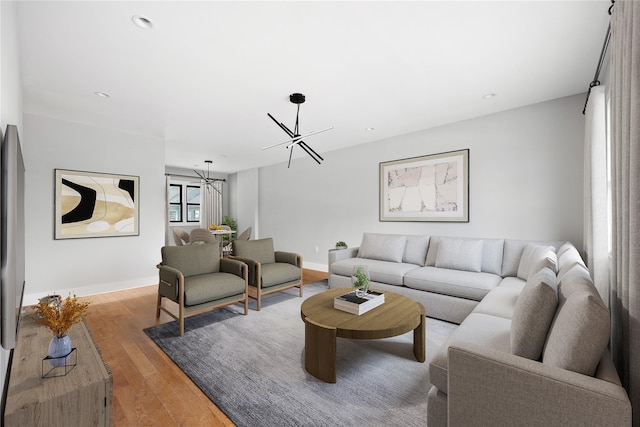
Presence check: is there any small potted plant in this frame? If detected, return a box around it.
[352,265,370,297]
[335,241,348,249]
[32,293,90,367]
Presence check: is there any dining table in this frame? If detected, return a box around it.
[208,229,236,257]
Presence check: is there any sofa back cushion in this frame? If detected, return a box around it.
[542,289,610,377]
[558,264,596,305]
[426,236,504,275]
[502,239,562,277]
[234,237,276,264]
[435,238,483,272]
[557,243,587,281]
[402,235,430,266]
[358,233,407,263]
[161,243,220,276]
[510,267,558,360]
[516,243,557,280]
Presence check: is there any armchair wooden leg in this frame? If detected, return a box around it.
[156,293,162,322]
[179,304,185,337]
[244,296,248,315]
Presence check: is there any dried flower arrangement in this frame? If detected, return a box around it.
[32,294,90,338]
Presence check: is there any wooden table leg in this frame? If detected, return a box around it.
[304,318,337,383]
[413,306,426,363]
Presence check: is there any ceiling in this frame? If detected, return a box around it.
[15,1,610,174]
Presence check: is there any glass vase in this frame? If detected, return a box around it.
[352,265,370,297]
[48,335,72,368]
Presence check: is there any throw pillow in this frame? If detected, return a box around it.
[542,290,610,377]
[510,267,558,360]
[403,235,430,266]
[435,238,483,272]
[517,243,557,280]
[358,233,407,263]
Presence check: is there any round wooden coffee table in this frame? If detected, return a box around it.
[300,288,426,383]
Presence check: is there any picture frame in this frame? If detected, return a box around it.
[54,169,140,239]
[379,149,469,222]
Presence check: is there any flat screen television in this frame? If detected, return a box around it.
[0,124,26,422]
[1,124,25,350]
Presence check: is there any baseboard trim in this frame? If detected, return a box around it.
[303,262,328,272]
[23,275,157,305]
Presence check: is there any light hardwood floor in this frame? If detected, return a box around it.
[83,269,328,427]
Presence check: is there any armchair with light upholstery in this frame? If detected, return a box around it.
[231,237,302,311]
[156,243,248,336]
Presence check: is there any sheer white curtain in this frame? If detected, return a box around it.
[200,182,223,228]
[583,85,609,307]
[610,1,640,424]
[165,175,171,246]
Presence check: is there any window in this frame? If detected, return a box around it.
[186,186,201,223]
[168,183,202,224]
[168,184,182,222]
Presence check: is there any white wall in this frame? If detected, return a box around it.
[22,114,166,304]
[232,168,259,240]
[257,94,585,271]
[0,0,22,404]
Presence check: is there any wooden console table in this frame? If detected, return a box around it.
[4,315,113,427]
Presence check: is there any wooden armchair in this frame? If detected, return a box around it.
[156,243,248,336]
[231,237,302,311]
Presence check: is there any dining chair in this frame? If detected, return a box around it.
[236,226,252,241]
[173,227,190,246]
[189,228,217,244]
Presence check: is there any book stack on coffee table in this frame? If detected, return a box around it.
[333,290,385,315]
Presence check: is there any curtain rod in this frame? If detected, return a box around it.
[582,1,614,115]
[165,173,227,182]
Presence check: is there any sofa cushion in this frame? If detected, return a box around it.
[557,244,587,281]
[430,313,511,394]
[516,243,557,280]
[542,290,610,377]
[501,240,530,277]
[435,238,483,272]
[234,238,276,264]
[358,233,407,263]
[471,286,521,319]
[510,267,558,360]
[497,276,526,291]
[404,267,502,301]
[558,263,595,303]
[426,236,504,275]
[331,258,419,286]
[480,239,505,275]
[403,235,430,266]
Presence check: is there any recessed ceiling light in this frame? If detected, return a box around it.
[94,91,110,98]
[482,93,496,100]
[132,15,154,29]
[365,127,375,131]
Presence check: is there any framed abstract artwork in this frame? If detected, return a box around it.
[379,149,469,222]
[54,169,140,239]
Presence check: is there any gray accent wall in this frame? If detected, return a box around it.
[254,94,585,270]
[22,114,166,303]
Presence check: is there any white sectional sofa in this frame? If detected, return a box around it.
[329,233,561,324]
[327,233,632,426]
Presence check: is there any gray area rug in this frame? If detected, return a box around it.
[144,281,457,427]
